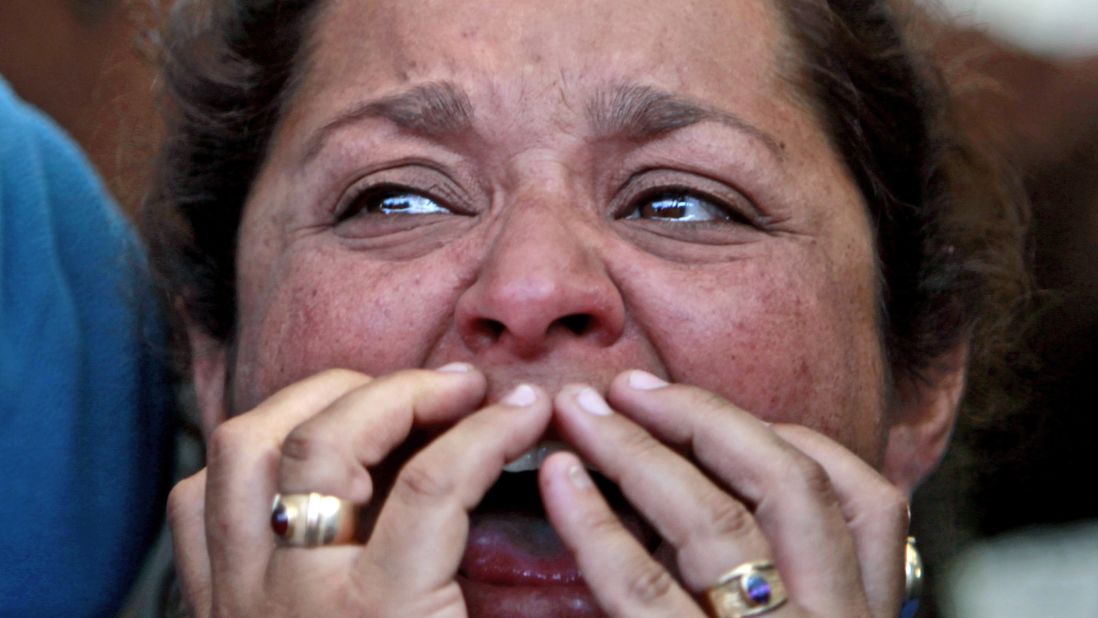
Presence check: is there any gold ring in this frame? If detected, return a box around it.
[706,560,788,618]
[270,493,358,547]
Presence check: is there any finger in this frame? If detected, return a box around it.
[551,384,773,592]
[356,384,551,613]
[773,424,908,618]
[540,452,704,618]
[203,369,372,611]
[277,363,488,502]
[167,469,211,617]
[606,371,868,615]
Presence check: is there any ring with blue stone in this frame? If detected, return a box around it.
[705,560,788,617]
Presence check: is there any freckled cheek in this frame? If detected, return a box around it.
[633,268,883,456]
[234,256,464,406]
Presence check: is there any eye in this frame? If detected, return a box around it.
[625,191,735,223]
[339,186,453,221]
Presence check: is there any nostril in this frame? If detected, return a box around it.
[559,314,592,336]
[463,312,601,354]
[472,318,506,341]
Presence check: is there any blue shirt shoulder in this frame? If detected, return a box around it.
[0,77,173,618]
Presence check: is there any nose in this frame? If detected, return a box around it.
[455,204,626,359]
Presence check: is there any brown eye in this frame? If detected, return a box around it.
[626,192,732,222]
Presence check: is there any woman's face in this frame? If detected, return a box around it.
[229,0,888,463]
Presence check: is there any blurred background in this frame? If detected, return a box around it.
[937,0,1098,56]
[0,0,163,220]
[910,0,1098,617]
[0,0,1094,616]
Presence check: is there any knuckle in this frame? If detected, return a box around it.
[873,484,911,529]
[205,417,256,465]
[621,558,677,606]
[616,423,663,460]
[362,368,438,403]
[167,475,204,528]
[701,491,755,541]
[686,387,732,413]
[394,460,455,503]
[279,426,374,499]
[279,426,336,465]
[784,452,837,502]
[775,423,816,442]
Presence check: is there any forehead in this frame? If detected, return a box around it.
[292,0,795,130]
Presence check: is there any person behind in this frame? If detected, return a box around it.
[0,0,165,219]
[145,0,1028,616]
[0,75,173,616]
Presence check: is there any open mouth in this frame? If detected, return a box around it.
[456,446,660,617]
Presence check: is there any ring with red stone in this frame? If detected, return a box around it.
[270,493,359,547]
[705,560,788,618]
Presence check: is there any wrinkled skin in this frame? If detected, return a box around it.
[170,0,965,616]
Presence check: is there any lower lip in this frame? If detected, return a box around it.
[462,513,582,585]
[459,577,605,618]
[458,511,654,616]
[460,513,602,616]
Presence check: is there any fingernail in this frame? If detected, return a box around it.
[568,463,593,489]
[628,370,668,390]
[502,384,538,407]
[437,362,473,374]
[576,387,613,416]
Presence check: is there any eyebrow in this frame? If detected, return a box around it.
[587,84,785,158]
[301,81,783,166]
[301,81,473,164]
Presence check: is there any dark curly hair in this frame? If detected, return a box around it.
[143,0,1029,404]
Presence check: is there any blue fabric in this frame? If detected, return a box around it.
[0,78,172,617]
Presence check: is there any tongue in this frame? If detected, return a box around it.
[462,509,655,588]
[462,512,582,586]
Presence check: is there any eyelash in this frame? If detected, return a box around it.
[332,176,760,229]
[334,182,454,222]
[622,185,756,227]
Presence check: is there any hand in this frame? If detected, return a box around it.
[168,367,552,617]
[540,370,909,618]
